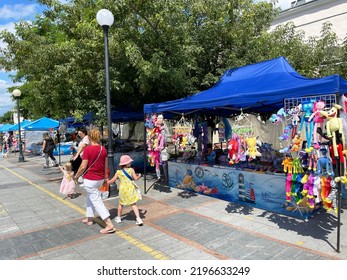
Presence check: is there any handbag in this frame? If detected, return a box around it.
[122,169,142,200]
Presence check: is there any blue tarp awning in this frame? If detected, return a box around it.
[22,117,59,131]
[58,110,143,126]
[59,112,93,125]
[0,123,14,132]
[144,56,347,115]
[111,110,143,122]
[6,120,32,131]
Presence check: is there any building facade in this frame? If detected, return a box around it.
[270,0,347,42]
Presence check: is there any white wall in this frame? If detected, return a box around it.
[270,0,347,42]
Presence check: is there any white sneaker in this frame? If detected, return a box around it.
[115,216,121,223]
[136,218,143,226]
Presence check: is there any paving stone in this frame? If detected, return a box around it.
[1,156,345,261]
[39,247,83,260]
[0,247,19,260]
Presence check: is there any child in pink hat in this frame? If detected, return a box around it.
[107,155,143,225]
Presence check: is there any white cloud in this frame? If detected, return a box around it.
[0,4,37,20]
[0,79,15,116]
[0,3,38,117]
[0,21,15,33]
[0,21,16,49]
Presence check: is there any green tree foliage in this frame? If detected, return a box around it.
[0,0,346,120]
[0,111,13,124]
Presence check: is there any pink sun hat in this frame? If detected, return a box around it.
[119,155,133,166]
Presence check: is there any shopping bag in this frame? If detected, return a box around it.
[132,181,142,200]
[99,181,109,192]
[99,181,109,200]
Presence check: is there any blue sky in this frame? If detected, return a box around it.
[0,0,291,119]
[0,0,47,118]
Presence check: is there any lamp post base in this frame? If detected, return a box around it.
[109,183,118,197]
[18,155,25,162]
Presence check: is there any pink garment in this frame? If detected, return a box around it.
[59,170,76,195]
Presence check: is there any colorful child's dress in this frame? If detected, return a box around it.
[59,171,76,195]
[117,168,141,205]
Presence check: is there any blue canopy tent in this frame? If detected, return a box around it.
[144,56,347,115]
[111,109,143,122]
[58,112,93,128]
[144,56,347,250]
[0,124,14,132]
[58,110,143,126]
[22,117,59,131]
[6,120,32,131]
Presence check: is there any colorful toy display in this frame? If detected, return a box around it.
[145,113,166,180]
[146,94,346,220]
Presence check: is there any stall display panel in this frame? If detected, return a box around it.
[168,161,317,220]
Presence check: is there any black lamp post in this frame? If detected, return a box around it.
[12,89,25,162]
[97,9,117,195]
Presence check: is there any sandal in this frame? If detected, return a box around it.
[82,218,94,226]
[100,228,116,234]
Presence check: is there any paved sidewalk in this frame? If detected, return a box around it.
[0,152,346,260]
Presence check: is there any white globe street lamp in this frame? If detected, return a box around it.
[12,89,25,162]
[96,9,117,196]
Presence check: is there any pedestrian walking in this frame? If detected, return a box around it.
[74,128,115,234]
[70,127,89,174]
[107,155,143,226]
[58,162,76,199]
[42,133,58,168]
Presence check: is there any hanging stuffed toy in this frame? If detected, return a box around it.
[269,107,286,125]
[308,100,326,149]
[227,137,239,165]
[286,173,292,202]
[315,146,334,177]
[146,113,166,180]
[244,136,262,160]
[320,104,345,158]
[307,148,318,171]
[287,104,302,139]
[298,100,314,151]
[321,177,333,210]
[301,174,315,208]
[334,149,347,183]
[316,127,344,166]
[282,156,293,174]
[291,133,303,152]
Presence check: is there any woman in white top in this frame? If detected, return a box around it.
[71,127,90,174]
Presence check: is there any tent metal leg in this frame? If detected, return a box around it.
[336,158,342,253]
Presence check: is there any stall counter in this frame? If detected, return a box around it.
[168,161,315,220]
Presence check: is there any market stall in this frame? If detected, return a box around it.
[110,109,147,172]
[143,57,347,226]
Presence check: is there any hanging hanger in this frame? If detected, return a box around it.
[172,114,192,134]
[232,109,254,135]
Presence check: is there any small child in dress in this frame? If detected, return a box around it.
[107,155,143,226]
[59,162,76,199]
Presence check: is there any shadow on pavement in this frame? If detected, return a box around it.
[225,202,255,216]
